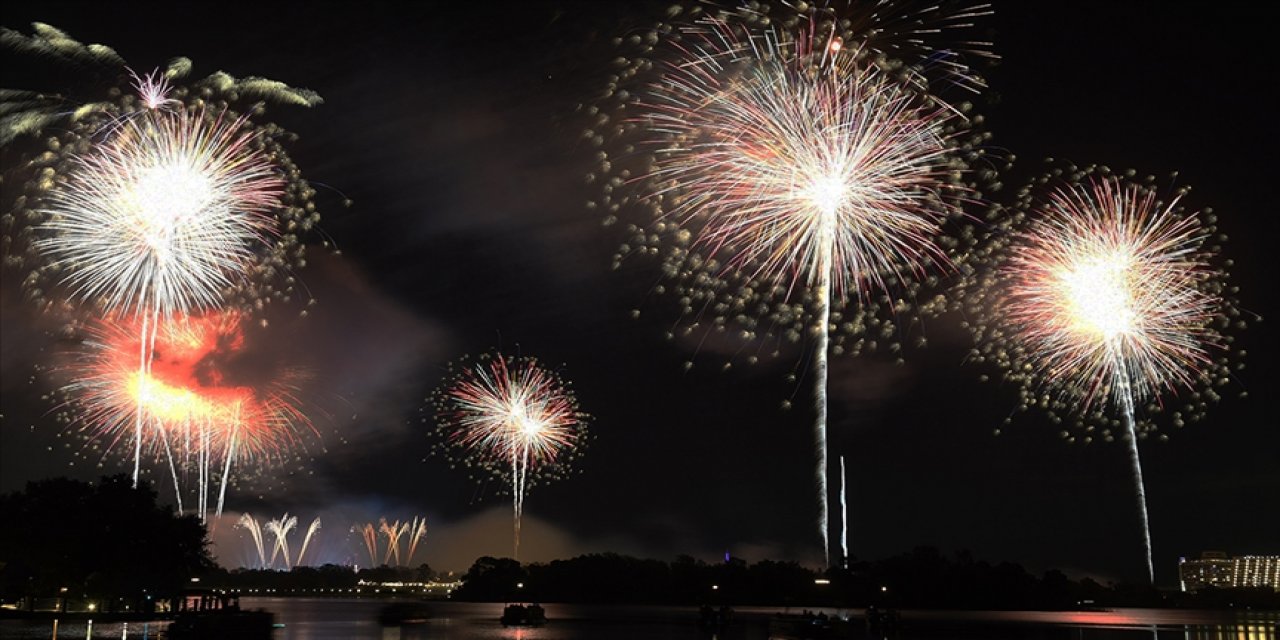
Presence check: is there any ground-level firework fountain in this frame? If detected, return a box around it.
[238,513,321,570]
[350,517,427,568]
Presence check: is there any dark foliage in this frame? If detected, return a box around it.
[449,547,1208,608]
[0,475,215,601]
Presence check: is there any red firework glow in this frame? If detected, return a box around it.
[67,311,310,518]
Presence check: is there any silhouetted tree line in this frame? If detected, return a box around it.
[452,547,1275,608]
[202,564,437,590]
[453,553,838,605]
[0,475,215,609]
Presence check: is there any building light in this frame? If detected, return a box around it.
[1179,553,1280,592]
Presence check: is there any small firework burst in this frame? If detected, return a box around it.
[427,351,589,558]
[129,67,180,111]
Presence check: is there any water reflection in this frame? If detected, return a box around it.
[0,601,1274,639]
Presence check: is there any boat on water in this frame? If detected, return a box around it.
[768,611,857,639]
[697,605,733,632]
[377,601,434,626]
[167,609,275,640]
[500,603,547,627]
[769,608,900,639]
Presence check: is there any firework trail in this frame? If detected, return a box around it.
[237,512,267,569]
[266,514,299,570]
[64,312,310,520]
[589,4,993,563]
[296,517,322,567]
[380,518,411,566]
[964,165,1247,583]
[406,516,428,566]
[839,455,848,565]
[430,352,589,559]
[352,522,379,567]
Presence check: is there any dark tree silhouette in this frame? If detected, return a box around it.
[0,475,215,609]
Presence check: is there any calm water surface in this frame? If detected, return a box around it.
[2,599,1275,639]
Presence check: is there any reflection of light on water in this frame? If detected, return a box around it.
[27,603,1277,639]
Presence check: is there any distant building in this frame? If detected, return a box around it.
[1179,552,1280,592]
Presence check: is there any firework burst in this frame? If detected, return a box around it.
[2,25,327,498]
[587,2,997,563]
[962,163,1247,582]
[1004,179,1220,408]
[62,311,312,520]
[429,352,589,559]
[35,108,282,318]
[41,104,282,488]
[2,25,325,316]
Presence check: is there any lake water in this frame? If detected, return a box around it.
[2,599,1276,639]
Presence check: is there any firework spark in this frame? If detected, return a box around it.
[965,165,1246,583]
[65,311,310,520]
[430,352,588,559]
[3,33,325,318]
[591,7,986,563]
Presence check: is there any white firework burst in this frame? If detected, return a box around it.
[36,107,282,318]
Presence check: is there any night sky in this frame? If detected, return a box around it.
[1,1,1276,586]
